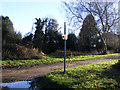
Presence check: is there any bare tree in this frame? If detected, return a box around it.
[63,1,119,54]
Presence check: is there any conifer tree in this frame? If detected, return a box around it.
[79,14,98,52]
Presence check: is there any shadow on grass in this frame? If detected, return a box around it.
[29,61,120,89]
[29,75,69,89]
[98,62,120,89]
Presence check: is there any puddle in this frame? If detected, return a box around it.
[1,80,39,90]
[1,77,43,89]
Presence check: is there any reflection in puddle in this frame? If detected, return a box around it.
[1,77,42,89]
[1,81,39,90]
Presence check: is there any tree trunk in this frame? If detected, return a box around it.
[101,36,107,54]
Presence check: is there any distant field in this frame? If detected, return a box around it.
[2,53,120,67]
[40,59,120,88]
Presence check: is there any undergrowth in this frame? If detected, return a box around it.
[2,53,119,67]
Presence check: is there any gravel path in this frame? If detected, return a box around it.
[2,55,120,83]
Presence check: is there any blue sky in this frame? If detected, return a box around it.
[1,1,67,37]
[2,0,119,37]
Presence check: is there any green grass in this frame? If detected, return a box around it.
[40,59,120,88]
[1,53,120,67]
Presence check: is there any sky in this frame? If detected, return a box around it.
[0,0,68,37]
[1,0,119,37]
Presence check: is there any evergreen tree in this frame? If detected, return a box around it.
[22,33,33,48]
[2,16,22,45]
[67,33,78,51]
[33,18,47,52]
[78,14,98,52]
[44,18,61,53]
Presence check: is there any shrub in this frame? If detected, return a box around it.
[50,50,89,58]
[2,44,44,60]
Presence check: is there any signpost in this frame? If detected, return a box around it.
[64,22,66,73]
[62,22,71,73]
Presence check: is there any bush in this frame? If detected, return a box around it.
[2,44,44,60]
[50,50,113,58]
[50,50,88,58]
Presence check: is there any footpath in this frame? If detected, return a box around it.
[2,55,120,83]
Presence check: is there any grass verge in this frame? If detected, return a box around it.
[39,59,120,88]
[1,53,120,67]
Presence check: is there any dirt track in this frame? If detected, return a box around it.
[2,55,120,83]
